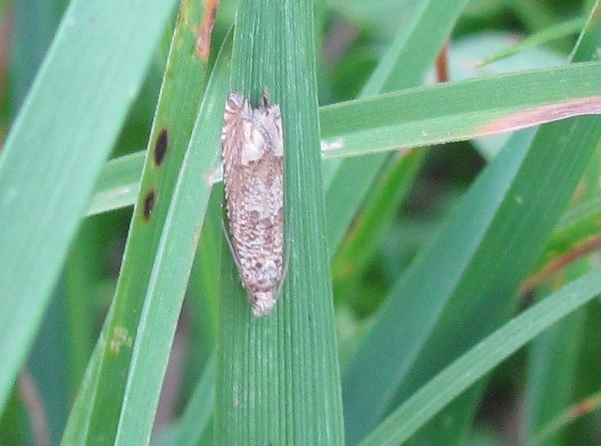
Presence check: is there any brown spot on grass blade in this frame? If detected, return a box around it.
[143,189,156,220]
[435,42,450,83]
[479,96,601,136]
[196,0,220,61]
[154,128,168,166]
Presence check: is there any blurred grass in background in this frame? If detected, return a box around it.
[1,0,601,445]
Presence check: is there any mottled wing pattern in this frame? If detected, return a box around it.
[221,91,284,317]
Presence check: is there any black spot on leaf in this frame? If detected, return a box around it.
[154,129,168,166]
[143,189,156,220]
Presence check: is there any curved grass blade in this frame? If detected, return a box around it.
[358,269,601,446]
[89,58,601,218]
[477,17,585,67]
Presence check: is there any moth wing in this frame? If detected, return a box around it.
[222,92,249,224]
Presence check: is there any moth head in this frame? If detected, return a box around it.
[254,106,284,157]
[241,120,266,164]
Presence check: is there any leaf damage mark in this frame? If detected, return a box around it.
[154,128,169,166]
[109,326,133,354]
[196,0,220,61]
[478,96,601,136]
[143,189,156,221]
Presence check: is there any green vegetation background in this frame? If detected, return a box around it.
[1,0,601,445]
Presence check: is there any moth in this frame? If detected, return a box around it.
[221,90,284,317]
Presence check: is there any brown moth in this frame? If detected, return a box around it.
[221,90,284,317]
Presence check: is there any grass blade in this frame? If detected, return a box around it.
[321,62,601,159]
[61,2,213,443]
[358,269,601,446]
[214,0,345,444]
[0,0,178,414]
[342,7,601,442]
[85,152,144,216]
[325,0,469,256]
[112,37,231,444]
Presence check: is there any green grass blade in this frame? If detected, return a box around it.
[171,356,216,446]
[360,0,459,95]
[332,149,426,301]
[358,269,601,446]
[85,152,144,216]
[478,17,585,66]
[523,308,585,446]
[60,2,214,443]
[0,0,178,414]
[214,0,345,444]
[395,7,601,444]
[112,38,231,446]
[345,118,601,444]
[63,218,105,395]
[10,1,70,443]
[340,127,530,443]
[522,7,601,441]
[9,0,65,107]
[321,62,601,159]
[342,9,601,442]
[325,0,469,256]
[89,59,601,217]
